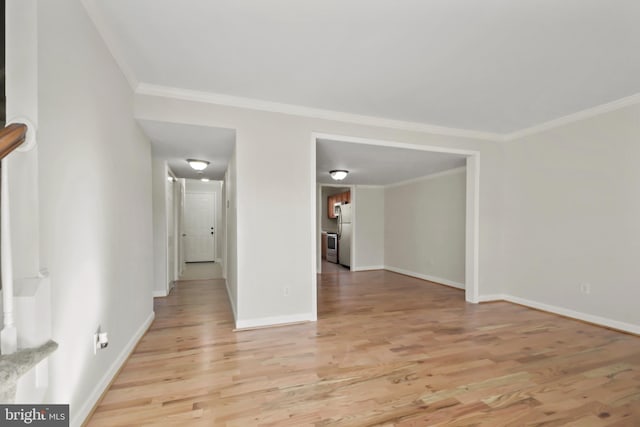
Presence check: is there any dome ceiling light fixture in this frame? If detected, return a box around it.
[187,159,210,171]
[329,170,349,181]
[201,177,210,182]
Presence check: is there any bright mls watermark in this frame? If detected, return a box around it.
[0,405,69,426]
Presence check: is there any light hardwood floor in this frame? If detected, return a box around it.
[88,270,640,426]
[179,262,223,280]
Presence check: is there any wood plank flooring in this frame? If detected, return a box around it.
[88,270,640,426]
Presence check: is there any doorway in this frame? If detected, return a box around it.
[184,191,216,262]
[311,133,480,320]
[318,184,353,274]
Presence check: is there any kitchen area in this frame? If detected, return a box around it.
[320,186,352,272]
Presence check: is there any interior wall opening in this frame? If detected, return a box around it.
[312,133,480,319]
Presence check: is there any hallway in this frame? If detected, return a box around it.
[179,262,223,280]
[88,272,640,426]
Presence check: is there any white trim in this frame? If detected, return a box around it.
[311,139,319,320]
[235,313,314,330]
[70,12,640,144]
[310,132,480,306]
[504,92,640,141]
[465,155,480,303]
[1,158,17,354]
[136,84,640,143]
[72,312,154,427]
[351,265,385,272]
[315,184,322,275]
[152,290,167,298]
[477,294,507,303]
[347,185,357,271]
[502,295,640,335]
[474,294,639,335]
[385,166,466,189]
[80,0,139,91]
[137,83,503,142]
[384,266,465,290]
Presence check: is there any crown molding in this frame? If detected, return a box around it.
[137,84,640,143]
[136,83,504,142]
[80,3,640,142]
[81,0,139,91]
[504,92,640,141]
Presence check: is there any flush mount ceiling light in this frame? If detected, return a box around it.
[201,177,210,182]
[329,170,349,181]
[187,159,210,171]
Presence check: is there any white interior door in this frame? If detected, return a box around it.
[184,192,216,262]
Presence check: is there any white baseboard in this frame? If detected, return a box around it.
[502,295,640,335]
[72,311,155,427]
[475,293,639,334]
[477,294,507,303]
[152,290,167,298]
[384,265,465,290]
[235,313,314,330]
[351,265,385,272]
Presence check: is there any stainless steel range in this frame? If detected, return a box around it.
[326,233,338,263]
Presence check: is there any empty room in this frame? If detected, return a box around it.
[1,1,639,426]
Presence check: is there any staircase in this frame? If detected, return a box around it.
[0,122,57,404]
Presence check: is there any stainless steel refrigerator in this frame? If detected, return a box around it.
[338,203,352,268]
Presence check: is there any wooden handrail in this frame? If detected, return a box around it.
[0,123,27,160]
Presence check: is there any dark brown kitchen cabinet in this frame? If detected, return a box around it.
[327,191,351,219]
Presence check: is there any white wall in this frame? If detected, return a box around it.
[5,0,40,282]
[352,186,384,270]
[151,158,168,296]
[36,1,154,425]
[384,168,466,287]
[135,95,505,326]
[503,103,640,330]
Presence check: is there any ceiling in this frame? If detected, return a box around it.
[316,139,465,186]
[91,0,640,134]
[137,119,235,180]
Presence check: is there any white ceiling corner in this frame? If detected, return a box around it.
[89,0,640,139]
[503,92,640,141]
[82,0,140,90]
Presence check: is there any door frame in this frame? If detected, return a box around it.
[166,168,180,293]
[310,132,481,321]
[183,190,217,262]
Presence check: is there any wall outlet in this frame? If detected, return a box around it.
[579,282,591,294]
[93,328,109,354]
[283,287,290,297]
